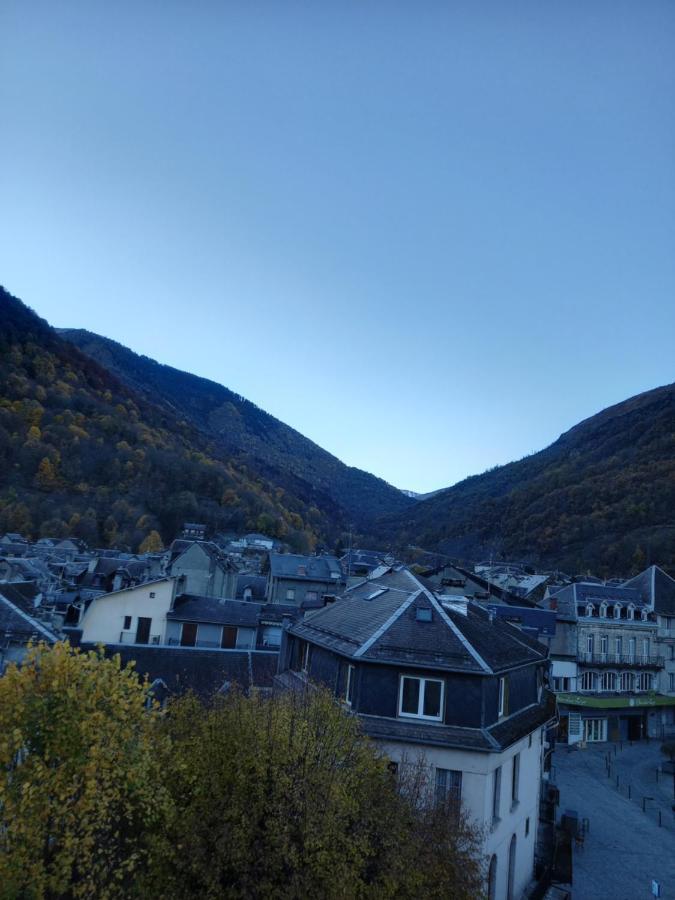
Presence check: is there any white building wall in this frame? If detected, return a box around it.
[379,726,543,900]
[80,579,176,645]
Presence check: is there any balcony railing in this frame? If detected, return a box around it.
[578,652,664,668]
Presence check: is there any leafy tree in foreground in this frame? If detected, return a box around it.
[146,687,485,900]
[0,643,170,899]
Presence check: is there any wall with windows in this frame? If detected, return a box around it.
[169,543,235,599]
[79,579,176,645]
[380,728,542,900]
[267,576,337,606]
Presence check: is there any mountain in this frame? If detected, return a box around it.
[0,286,352,550]
[377,383,675,575]
[59,329,412,529]
[0,285,412,551]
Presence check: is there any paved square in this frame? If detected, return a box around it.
[552,742,675,900]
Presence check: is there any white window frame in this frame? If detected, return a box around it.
[398,675,444,721]
[613,604,621,619]
[599,602,607,618]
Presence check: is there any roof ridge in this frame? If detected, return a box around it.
[426,591,492,673]
[353,590,421,658]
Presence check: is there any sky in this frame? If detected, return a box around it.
[1,1,674,493]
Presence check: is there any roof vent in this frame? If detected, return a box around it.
[415,607,432,622]
[441,598,468,616]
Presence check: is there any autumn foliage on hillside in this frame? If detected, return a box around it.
[378,382,675,575]
[0,287,331,552]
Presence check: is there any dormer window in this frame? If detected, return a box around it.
[586,604,594,617]
[641,609,648,622]
[613,604,621,620]
[399,675,444,721]
[297,565,307,576]
[599,602,608,618]
[627,605,635,621]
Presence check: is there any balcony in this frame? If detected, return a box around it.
[578,652,664,668]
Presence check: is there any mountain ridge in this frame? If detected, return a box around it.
[59,328,413,528]
[376,380,675,574]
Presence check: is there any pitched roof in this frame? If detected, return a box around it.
[0,592,59,643]
[623,566,675,617]
[85,643,279,697]
[290,569,547,675]
[269,553,342,582]
[168,595,261,627]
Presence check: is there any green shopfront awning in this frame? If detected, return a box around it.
[557,693,675,709]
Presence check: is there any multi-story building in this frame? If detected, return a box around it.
[546,581,675,743]
[623,565,675,737]
[277,568,555,900]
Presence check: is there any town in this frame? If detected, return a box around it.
[2,525,674,899]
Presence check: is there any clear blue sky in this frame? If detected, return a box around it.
[1,1,674,493]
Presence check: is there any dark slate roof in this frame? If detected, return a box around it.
[0,593,58,642]
[359,714,496,752]
[269,553,343,582]
[83,643,279,697]
[290,569,547,675]
[0,581,41,614]
[168,595,261,627]
[623,566,675,617]
[488,690,557,750]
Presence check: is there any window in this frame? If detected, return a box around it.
[149,591,156,598]
[586,604,594,617]
[581,671,596,691]
[435,768,462,809]
[498,676,510,718]
[669,673,675,692]
[511,753,520,808]
[525,817,530,837]
[641,609,649,622]
[615,636,623,656]
[528,733,533,748]
[586,634,594,654]
[180,622,198,647]
[487,855,497,900]
[600,602,607,618]
[627,605,635,620]
[584,718,607,742]
[305,590,318,602]
[629,638,636,659]
[345,664,355,705]
[600,671,616,691]
[621,672,634,692]
[642,638,650,659]
[600,635,608,655]
[123,615,132,630]
[221,625,237,649]
[301,641,311,674]
[638,672,652,692]
[492,766,502,825]
[416,607,433,622]
[399,676,444,720]
[507,834,517,900]
[286,589,296,601]
[614,604,621,619]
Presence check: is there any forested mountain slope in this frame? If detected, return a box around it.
[0,287,347,550]
[60,328,412,527]
[377,383,675,574]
